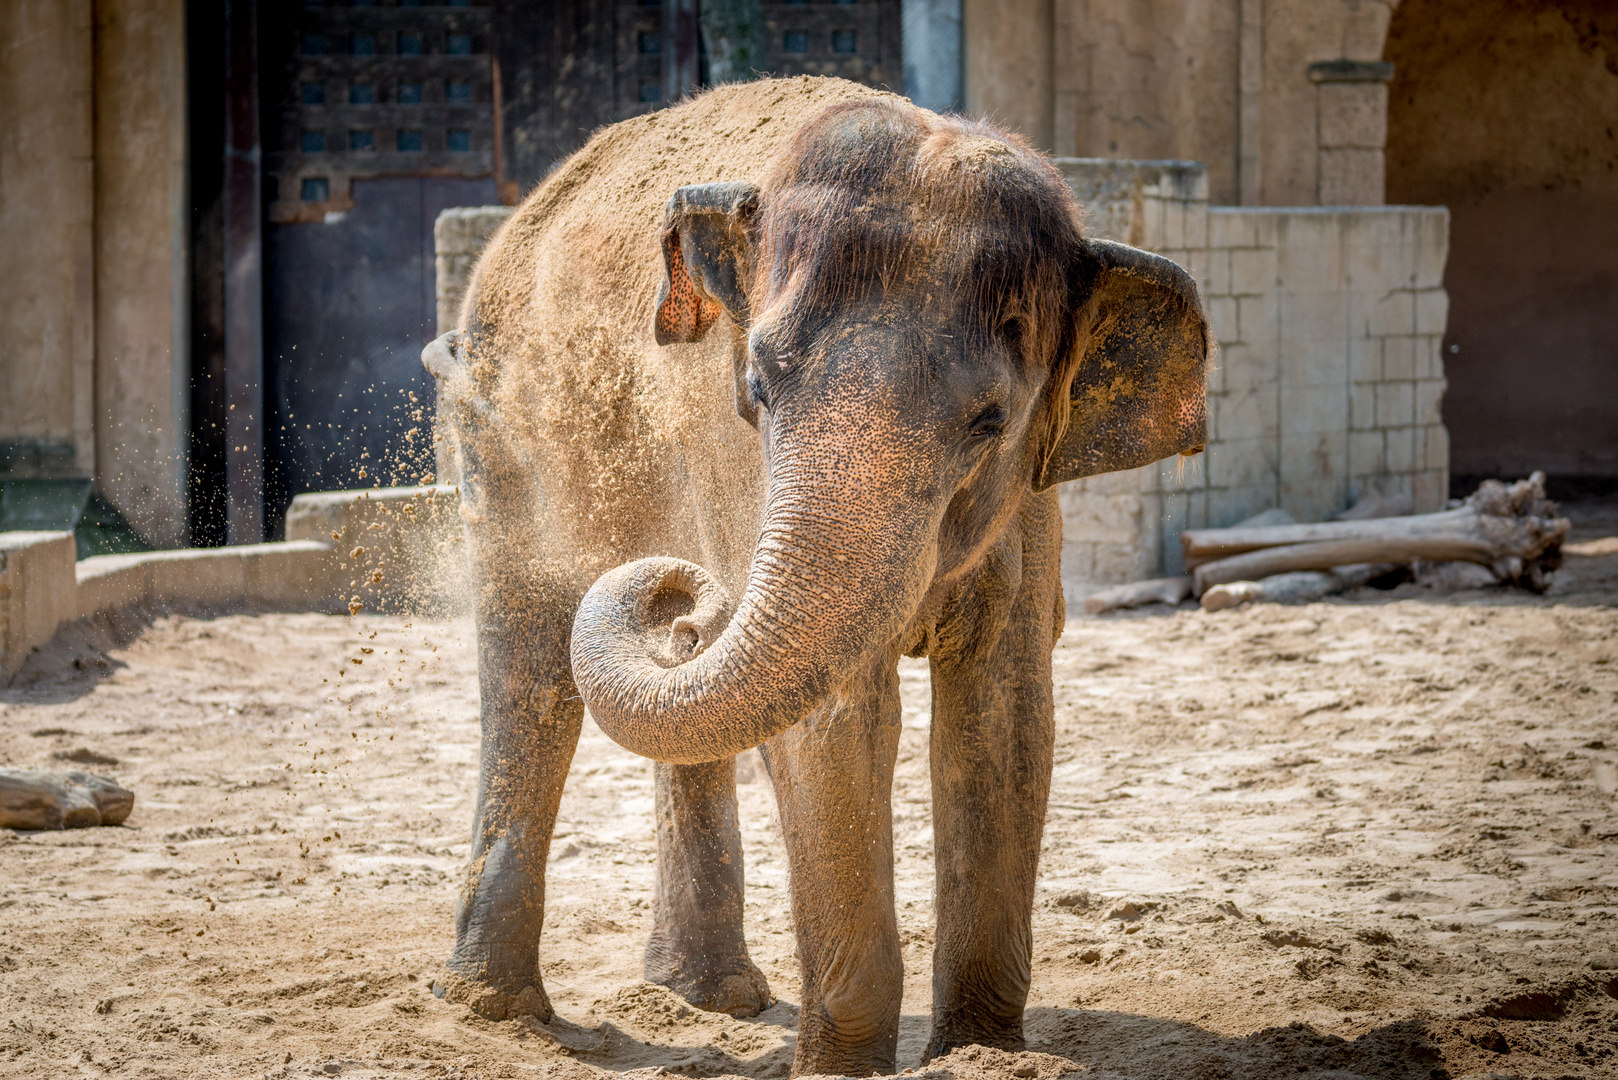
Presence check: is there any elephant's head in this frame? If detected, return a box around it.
[571,100,1208,764]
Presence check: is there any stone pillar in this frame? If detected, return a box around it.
[93,0,190,549]
[1309,60,1393,206]
[1237,0,1264,205]
[0,0,96,479]
[432,205,514,485]
[963,0,1052,150]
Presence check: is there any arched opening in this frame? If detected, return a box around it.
[1385,0,1618,487]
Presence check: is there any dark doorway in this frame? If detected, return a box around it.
[257,0,500,535]
[1385,0,1618,486]
[263,175,496,530]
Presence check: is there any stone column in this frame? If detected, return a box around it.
[93,0,190,549]
[963,0,1053,150]
[1309,60,1393,206]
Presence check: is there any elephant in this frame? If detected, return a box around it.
[421,76,1207,1077]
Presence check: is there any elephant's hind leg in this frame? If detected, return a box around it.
[645,759,772,1016]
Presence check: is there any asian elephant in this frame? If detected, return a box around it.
[422,76,1207,1077]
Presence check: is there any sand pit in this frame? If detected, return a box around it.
[1,501,1615,1079]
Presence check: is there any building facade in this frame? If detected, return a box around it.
[0,1,1609,564]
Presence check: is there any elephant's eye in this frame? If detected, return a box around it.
[747,369,771,411]
[999,316,1026,354]
[968,407,1006,441]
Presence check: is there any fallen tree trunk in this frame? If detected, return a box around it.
[1185,473,1568,595]
[1083,575,1192,615]
[0,768,133,830]
[1200,563,1397,612]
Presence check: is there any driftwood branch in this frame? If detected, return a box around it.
[1200,563,1397,612]
[0,768,133,830]
[1083,575,1192,615]
[1185,474,1568,595]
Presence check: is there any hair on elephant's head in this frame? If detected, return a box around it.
[572,98,1208,764]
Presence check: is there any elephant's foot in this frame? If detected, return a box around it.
[434,945,553,1022]
[644,937,771,1018]
[922,1019,1025,1064]
[791,1030,898,1079]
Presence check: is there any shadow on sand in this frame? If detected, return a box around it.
[518,1003,1460,1080]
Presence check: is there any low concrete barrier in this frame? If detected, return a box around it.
[1,531,78,682]
[0,485,468,684]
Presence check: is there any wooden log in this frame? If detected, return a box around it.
[1184,509,1491,567]
[0,768,133,830]
[1083,575,1192,615]
[1184,473,1569,594]
[1183,472,1566,569]
[1200,563,1397,612]
[1192,537,1500,594]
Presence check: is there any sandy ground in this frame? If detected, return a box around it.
[2,500,1616,1080]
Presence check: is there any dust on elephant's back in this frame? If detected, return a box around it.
[468,77,888,587]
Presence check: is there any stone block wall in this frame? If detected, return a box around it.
[1055,158,1450,586]
[434,207,514,335]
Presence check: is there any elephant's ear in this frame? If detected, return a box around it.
[1034,239,1210,492]
[654,181,760,346]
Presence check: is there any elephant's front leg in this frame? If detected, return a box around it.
[438,584,583,1022]
[766,656,905,1077]
[645,758,772,1016]
[924,501,1061,1059]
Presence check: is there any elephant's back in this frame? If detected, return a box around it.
[464,77,892,587]
[472,76,891,344]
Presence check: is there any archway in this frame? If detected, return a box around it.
[1385,0,1618,486]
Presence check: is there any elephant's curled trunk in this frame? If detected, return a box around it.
[570,486,933,764]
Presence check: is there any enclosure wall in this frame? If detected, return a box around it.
[1055,159,1449,586]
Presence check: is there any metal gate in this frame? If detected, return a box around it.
[259,1,499,531]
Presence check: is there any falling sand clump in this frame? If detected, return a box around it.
[0,504,1615,1077]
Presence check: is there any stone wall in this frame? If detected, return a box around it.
[0,0,96,479]
[433,208,514,335]
[966,0,1399,207]
[91,0,190,548]
[1386,0,1618,480]
[1055,158,1450,586]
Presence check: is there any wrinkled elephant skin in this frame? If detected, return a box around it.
[425,77,1207,1076]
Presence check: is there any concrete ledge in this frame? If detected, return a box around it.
[1,532,77,682]
[1,485,470,686]
[285,485,467,614]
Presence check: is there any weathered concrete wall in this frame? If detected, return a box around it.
[0,0,189,545]
[3,487,462,682]
[1386,0,1618,480]
[92,0,190,547]
[1257,0,1394,207]
[0,532,78,683]
[1051,0,1241,204]
[966,0,1398,207]
[0,0,96,477]
[1055,158,1450,585]
[434,208,514,336]
[962,0,1052,151]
